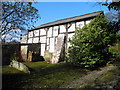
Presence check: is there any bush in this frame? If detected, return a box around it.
[44,50,53,62]
[10,53,19,61]
[67,15,118,68]
[2,44,20,65]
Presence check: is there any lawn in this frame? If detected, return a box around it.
[2,61,87,89]
[83,61,120,89]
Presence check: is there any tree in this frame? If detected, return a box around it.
[102,1,120,11]
[102,1,120,21]
[1,2,39,42]
[101,1,120,50]
[67,15,118,68]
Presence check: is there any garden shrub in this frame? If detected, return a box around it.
[2,44,20,65]
[44,50,53,62]
[10,53,19,61]
[67,15,119,68]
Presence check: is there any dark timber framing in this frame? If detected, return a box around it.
[21,11,103,57]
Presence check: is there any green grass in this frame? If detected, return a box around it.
[109,41,120,55]
[2,61,87,88]
[83,60,120,88]
[2,66,24,74]
[99,61,120,83]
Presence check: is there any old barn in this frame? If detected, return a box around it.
[21,11,103,62]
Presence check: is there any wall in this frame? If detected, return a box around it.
[22,19,92,60]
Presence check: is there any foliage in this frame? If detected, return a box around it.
[101,1,120,11]
[10,53,19,61]
[100,1,120,33]
[2,44,20,65]
[44,50,53,62]
[67,15,118,68]
[1,2,39,42]
[100,1,120,32]
[109,48,119,55]
[109,41,120,57]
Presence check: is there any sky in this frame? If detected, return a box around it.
[32,2,110,28]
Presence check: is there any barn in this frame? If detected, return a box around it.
[20,11,103,62]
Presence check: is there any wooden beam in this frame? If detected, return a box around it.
[65,24,68,49]
[84,20,86,25]
[39,29,40,43]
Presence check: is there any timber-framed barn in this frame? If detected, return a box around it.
[21,11,103,62]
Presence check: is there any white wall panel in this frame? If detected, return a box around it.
[41,44,45,56]
[68,23,75,32]
[33,37,39,43]
[28,31,33,38]
[53,26,58,37]
[86,20,91,25]
[47,27,52,37]
[21,35,27,43]
[76,21,84,29]
[34,30,39,36]
[40,36,46,43]
[40,29,46,36]
[49,38,55,52]
[47,38,49,45]
[46,46,49,50]
[28,38,32,43]
[60,25,66,33]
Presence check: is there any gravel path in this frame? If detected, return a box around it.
[60,65,115,88]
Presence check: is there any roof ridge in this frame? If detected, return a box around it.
[41,11,103,26]
[30,11,103,31]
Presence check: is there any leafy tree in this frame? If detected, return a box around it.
[67,15,119,68]
[102,1,120,11]
[102,1,120,21]
[102,1,120,55]
[1,2,39,42]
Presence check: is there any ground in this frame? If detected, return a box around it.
[2,60,120,89]
[2,61,87,88]
[60,64,120,89]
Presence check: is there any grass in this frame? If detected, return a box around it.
[3,59,120,89]
[2,66,23,74]
[109,41,120,55]
[2,61,87,88]
[83,59,120,89]
[99,61,120,83]
[92,66,120,88]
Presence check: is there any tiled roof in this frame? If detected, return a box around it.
[30,11,103,31]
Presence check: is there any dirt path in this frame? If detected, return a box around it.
[60,65,115,88]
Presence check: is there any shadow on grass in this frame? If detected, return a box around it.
[2,62,88,89]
